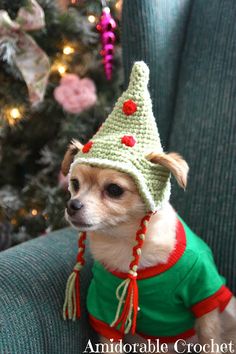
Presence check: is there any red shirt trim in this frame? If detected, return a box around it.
[89,315,195,343]
[89,314,124,341]
[110,219,186,280]
[139,328,196,344]
[191,285,233,318]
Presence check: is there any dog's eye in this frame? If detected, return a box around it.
[105,184,124,198]
[71,178,80,192]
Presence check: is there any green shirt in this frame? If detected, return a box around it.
[87,218,232,339]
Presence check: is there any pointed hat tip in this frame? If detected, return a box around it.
[129,61,150,89]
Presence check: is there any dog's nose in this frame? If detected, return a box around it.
[67,199,83,216]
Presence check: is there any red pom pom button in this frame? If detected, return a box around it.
[82,141,93,153]
[121,135,136,147]
[122,100,137,116]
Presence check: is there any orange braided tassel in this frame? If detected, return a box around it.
[75,268,81,317]
[111,273,138,334]
[63,232,87,320]
[111,212,153,334]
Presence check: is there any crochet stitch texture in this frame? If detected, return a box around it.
[71,61,171,212]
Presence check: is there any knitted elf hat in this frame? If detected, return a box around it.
[63,61,171,334]
[69,61,170,211]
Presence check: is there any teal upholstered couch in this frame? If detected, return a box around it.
[1,1,236,352]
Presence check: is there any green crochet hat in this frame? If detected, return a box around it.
[71,61,171,211]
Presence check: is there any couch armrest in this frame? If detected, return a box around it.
[0,228,97,354]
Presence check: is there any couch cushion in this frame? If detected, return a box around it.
[0,228,97,354]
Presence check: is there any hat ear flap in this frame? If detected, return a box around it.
[146,152,189,189]
[61,139,83,176]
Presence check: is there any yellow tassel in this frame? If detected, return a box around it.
[110,278,130,327]
[63,262,83,321]
[110,269,138,334]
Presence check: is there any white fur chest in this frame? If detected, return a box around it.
[88,203,177,273]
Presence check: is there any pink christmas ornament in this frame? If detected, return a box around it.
[97,6,116,80]
[54,74,97,114]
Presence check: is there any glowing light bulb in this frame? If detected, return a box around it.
[31,209,38,216]
[57,64,66,75]
[88,15,96,23]
[63,46,75,55]
[115,0,121,9]
[10,108,21,119]
[5,106,24,125]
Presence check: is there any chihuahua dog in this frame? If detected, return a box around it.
[62,139,236,354]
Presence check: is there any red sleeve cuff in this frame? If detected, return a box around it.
[191,285,233,318]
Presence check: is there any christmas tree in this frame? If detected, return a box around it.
[0,0,122,250]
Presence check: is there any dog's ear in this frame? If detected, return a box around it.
[146,152,189,189]
[61,139,83,176]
